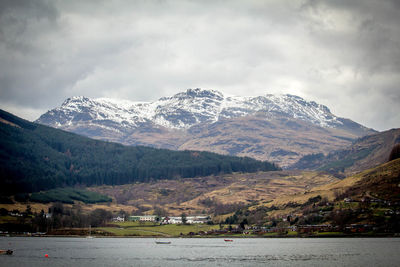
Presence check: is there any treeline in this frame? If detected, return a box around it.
[0,203,114,233]
[29,188,112,204]
[0,110,280,194]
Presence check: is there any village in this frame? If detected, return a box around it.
[112,215,211,225]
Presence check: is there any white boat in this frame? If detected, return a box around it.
[86,225,93,238]
[155,241,171,244]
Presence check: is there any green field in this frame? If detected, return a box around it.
[99,221,220,237]
[0,215,19,224]
[315,232,345,236]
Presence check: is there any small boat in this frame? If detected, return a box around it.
[0,250,13,255]
[224,239,233,242]
[86,225,93,239]
[155,241,171,244]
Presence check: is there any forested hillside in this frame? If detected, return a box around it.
[0,110,279,195]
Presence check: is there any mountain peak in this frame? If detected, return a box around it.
[183,88,224,99]
[159,88,224,101]
[62,96,90,105]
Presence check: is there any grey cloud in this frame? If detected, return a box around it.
[0,0,399,131]
[302,0,400,74]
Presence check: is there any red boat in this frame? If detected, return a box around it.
[0,250,13,255]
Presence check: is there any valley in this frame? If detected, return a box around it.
[1,95,399,237]
[1,159,399,237]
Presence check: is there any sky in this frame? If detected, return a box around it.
[0,0,399,131]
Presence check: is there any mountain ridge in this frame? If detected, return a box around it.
[37,88,373,133]
[36,89,376,167]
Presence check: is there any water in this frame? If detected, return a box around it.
[1,237,400,266]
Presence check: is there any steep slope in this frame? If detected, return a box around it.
[290,128,400,175]
[0,109,279,195]
[181,113,363,167]
[36,88,376,167]
[267,158,400,207]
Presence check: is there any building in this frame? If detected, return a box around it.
[187,215,210,224]
[162,215,210,224]
[129,216,141,222]
[112,216,125,222]
[129,214,211,224]
[128,215,157,222]
[163,216,182,224]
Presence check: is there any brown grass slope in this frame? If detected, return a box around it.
[89,171,338,216]
[1,171,337,217]
[345,129,400,174]
[267,158,400,209]
[290,128,400,175]
[180,113,362,168]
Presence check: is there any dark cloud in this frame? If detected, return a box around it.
[0,0,399,131]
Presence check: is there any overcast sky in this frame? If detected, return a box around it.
[0,0,399,131]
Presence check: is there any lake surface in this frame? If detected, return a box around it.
[1,237,400,266]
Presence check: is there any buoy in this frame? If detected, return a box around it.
[45,254,49,258]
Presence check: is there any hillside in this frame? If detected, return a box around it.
[205,158,400,231]
[268,158,400,207]
[1,160,398,235]
[0,109,279,195]
[290,128,400,175]
[87,170,338,216]
[36,88,376,167]
[181,113,362,167]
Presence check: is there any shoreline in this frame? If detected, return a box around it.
[2,233,399,238]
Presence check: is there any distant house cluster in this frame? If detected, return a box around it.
[127,215,210,224]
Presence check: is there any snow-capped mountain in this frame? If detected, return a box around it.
[36,88,375,167]
[38,88,363,131]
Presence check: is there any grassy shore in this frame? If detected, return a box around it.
[98,221,220,237]
[86,222,399,238]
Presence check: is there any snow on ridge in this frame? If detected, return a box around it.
[39,89,342,130]
[95,97,149,109]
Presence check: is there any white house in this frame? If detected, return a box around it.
[112,216,125,222]
[187,215,210,224]
[161,215,210,224]
[160,216,181,224]
[141,215,157,222]
[129,214,211,224]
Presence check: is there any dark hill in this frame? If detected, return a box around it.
[0,109,279,195]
